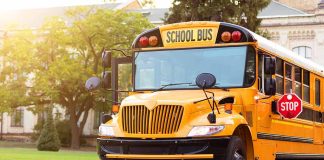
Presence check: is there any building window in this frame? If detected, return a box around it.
[54,109,62,121]
[11,109,24,127]
[315,79,321,106]
[292,46,312,58]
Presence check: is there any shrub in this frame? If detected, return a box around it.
[55,120,71,147]
[37,108,61,151]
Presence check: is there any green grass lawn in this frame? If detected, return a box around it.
[0,148,98,160]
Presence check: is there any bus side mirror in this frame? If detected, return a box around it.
[265,77,276,96]
[264,57,276,75]
[102,51,112,68]
[196,73,216,89]
[102,71,112,89]
[85,77,101,91]
[101,113,112,124]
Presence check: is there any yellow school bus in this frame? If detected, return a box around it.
[95,21,324,160]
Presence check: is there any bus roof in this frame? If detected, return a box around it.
[250,31,324,77]
[133,21,324,76]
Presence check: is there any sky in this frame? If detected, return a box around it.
[0,0,173,11]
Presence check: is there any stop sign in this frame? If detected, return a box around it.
[277,93,302,119]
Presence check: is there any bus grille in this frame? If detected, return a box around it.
[122,105,184,134]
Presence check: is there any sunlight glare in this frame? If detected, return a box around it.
[0,0,109,11]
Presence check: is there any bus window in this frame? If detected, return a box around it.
[315,79,320,106]
[303,70,310,103]
[244,47,256,86]
[285,63,293,93]
[276,58,284,94]
[258,54,263,92]
[295,67,302,98]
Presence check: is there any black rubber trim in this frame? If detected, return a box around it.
[276,153,324,159]
[97,137,230,160]
[257,132,313,144]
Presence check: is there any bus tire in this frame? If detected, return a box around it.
[225,136,246,160]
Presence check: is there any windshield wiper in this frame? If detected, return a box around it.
[154,82,192,92]
[214,85,230,91]
[190,83,229,92]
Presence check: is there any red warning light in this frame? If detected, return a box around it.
[139,36,149,47]
[232,31,242,42]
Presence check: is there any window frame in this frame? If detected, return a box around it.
[275,58,284,94]
[292,46,312,58]
[134,45,257,91]
[302,69,310,103]
[273,58,310,104]
[10,108,24,127]
[315,78,321,106]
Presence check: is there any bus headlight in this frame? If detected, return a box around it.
[99,125,115,137]
[188,126,224,137]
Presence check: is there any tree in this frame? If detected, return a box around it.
[0,6,152,150]
[37,107,61,151]
[31,7,153,149]
[0,30,35,111]
[164,0,270,32]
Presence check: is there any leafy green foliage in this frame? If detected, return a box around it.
[0,7,153,149]
[164,0,270,32]
[37,107,61,151]
[55,120,72,147]
[31,118,45,142]
[0,30,35,113]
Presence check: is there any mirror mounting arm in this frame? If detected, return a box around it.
[110,48,132,58]
[205,90,220,114]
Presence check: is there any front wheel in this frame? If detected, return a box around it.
[225,136,246,160]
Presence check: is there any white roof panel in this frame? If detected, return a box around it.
[250,31,324,76]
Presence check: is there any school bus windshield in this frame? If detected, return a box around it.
[134,45,256,90]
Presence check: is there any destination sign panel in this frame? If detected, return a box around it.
[161,27,218,48]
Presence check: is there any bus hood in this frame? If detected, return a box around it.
[121,90,244,108]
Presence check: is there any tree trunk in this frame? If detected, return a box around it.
[69,110,81,150]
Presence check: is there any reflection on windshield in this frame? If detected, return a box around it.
[135,46,255,90]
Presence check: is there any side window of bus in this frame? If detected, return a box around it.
[244,46,256,86]
[295,66,302,98]
[315,79,321,106]
[258,54,264,92]
[275,58,284,94]
[285,63,293,93]
[303,70,310,103]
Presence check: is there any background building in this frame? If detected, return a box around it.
[259,0,324,66]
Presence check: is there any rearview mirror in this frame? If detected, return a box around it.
[102,51,112,68]
[85,77,101,91]
[101,113,112,124]
[265,77,276,95]
[264,57,276,75]
[196,73,216,89]
[102,71,112,89]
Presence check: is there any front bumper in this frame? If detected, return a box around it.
[97,137,230,160]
